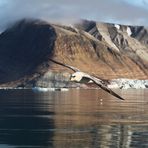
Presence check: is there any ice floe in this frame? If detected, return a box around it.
[108,79,148,89]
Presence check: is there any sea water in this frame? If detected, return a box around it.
[0,89,147,148]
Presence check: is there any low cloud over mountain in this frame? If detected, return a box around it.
[0,0,148,31]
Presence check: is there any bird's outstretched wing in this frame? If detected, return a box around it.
[49,58,80,72]
[91,76,124,100]
[49,59,124,100]
[91,73,110,86]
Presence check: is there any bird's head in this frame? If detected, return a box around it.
[70,72,84,82]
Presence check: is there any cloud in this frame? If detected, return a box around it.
[0,0,148,31]
[143,0,148,5]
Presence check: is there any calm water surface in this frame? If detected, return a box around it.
[0,89,148,148]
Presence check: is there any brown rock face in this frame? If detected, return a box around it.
[53,20,148,79]
[0,19,147,87]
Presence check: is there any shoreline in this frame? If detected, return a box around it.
[0,79,148,91]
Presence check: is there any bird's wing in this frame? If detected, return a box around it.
[90,76,124,100]
[49,59,124,100]
[49,59,80,72]
[91,73,110,85]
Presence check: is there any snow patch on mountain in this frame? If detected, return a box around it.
[127,27,132,36]
[114,24,120,30]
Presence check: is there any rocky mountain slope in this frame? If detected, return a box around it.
[0,19,147,88]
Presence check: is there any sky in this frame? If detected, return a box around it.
[0,0,148,31]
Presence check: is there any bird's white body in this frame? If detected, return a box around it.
[71,72,91,82]
[70,72,102,84]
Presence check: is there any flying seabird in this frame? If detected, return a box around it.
[49,59,124,100]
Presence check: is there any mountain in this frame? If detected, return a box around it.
[0,19,147,88]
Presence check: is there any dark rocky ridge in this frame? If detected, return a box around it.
[131,26,148,46]
[0,19,56,85]
[0,19,147,88]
